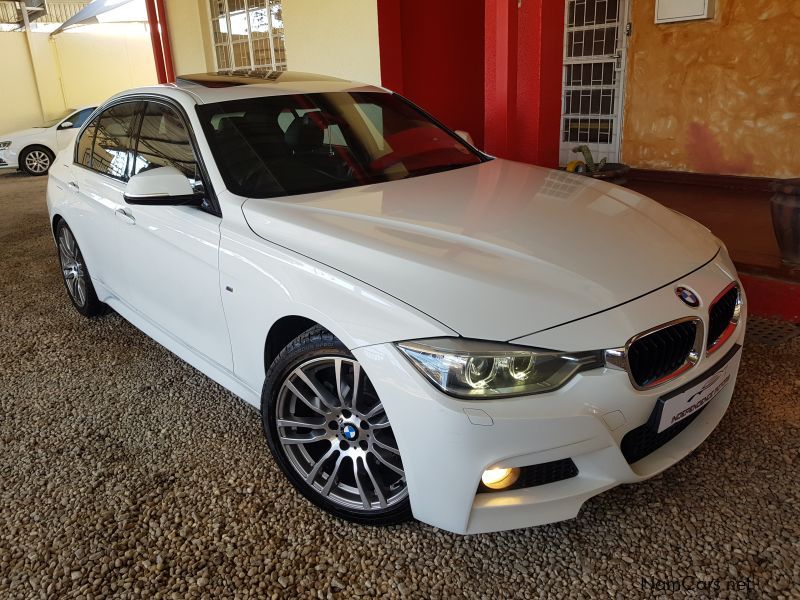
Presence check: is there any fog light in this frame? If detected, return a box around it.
[481,467,520,490]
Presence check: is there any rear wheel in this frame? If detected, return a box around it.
[20,146,54,176]
[55,220,106,317]
[262,326,411,525]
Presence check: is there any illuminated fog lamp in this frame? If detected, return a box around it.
[481,467,520,490]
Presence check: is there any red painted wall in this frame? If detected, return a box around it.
[378,0,564,165]
[484,0,517,156]
[515,0,564,167]
[484,0,564,166]
[378,0,486,147]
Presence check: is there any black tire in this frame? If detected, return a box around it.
[55,220,107,317]
[19,145,54,176]
[261,325,412,526]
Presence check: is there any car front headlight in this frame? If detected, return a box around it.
[0,141,11,150]
[396,338,603,399]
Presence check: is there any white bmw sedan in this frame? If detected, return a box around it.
[46,72,746,534]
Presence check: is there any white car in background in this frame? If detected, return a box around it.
[46,72,746,534]
[0,106,96,175]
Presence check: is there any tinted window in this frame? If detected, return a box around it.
[133,102,202,192]
[76,117,98,168]
[92,102,142,180]
[196,92,484,199]
[64,108,95,129]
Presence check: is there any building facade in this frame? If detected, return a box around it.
[163,0,798,180]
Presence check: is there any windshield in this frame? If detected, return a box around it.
[196,92,485,199]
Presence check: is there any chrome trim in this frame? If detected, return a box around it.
[706,282,742,356]
[604,316,705,391]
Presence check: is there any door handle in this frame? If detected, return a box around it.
[114,207,136,225]
[67,181,79,192]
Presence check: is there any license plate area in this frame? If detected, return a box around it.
[650,344,742,433]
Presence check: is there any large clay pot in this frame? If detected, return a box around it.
[770,178,800,265]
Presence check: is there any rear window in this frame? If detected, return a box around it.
[195,92,484,199]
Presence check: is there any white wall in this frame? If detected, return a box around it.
[54,28,157,109]
[282,0,381,85]
[0,28,156,134]
[0,33,49,132]
[164,0,214,75]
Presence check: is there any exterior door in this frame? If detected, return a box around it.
[114,100,233,371]
[70,98,232,371]
[559,0,629,167]
[68,101,143,290]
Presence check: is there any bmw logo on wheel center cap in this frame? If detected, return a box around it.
[675,286,700,308]
[341,424,358,441]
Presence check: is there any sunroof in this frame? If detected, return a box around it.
[176,71,345,88]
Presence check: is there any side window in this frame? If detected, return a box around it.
[76,117,98,168]
[92,102,141,180]
[134,102,203,192]
[67,108,94,129]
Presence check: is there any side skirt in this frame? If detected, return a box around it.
[104,295,261,409]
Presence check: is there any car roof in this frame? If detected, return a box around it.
[112,70,389,106]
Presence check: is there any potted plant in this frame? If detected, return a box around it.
[566,145,630,185]
[770,178,800,265]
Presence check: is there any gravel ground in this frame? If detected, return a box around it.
[1,172,798,599]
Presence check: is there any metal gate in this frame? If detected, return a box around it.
[559,0,629,166]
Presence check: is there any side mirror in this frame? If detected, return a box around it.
[455,129,475,147]
[123,166,203,206]
[58,121,74,130]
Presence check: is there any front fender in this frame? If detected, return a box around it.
[6,132,56,167]
[218,217,455,395]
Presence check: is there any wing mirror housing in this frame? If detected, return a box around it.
[123,166,203,206]
[455,130,475,147]
[58,121,73,130]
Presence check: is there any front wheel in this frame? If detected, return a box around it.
[20,146,54,176]
[262,326,411,525]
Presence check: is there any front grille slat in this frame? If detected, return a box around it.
[707,286,740,351]
[627,320,698,388]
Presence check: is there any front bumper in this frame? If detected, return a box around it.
[0,148,15,169]
[353,252,746,534]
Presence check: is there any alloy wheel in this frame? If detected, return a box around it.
[25,150,51,174]
[58,226,87,307]
[275,356,408,512]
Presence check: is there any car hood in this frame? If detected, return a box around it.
[0,127,40,141]
[241,159,719,342]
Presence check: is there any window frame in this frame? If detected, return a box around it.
[208,0,286,72]
[74,114,100,170]
[73,99,144,182]
[72,94,222,218]
[133,101,204,188]
[195,91,491,200]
